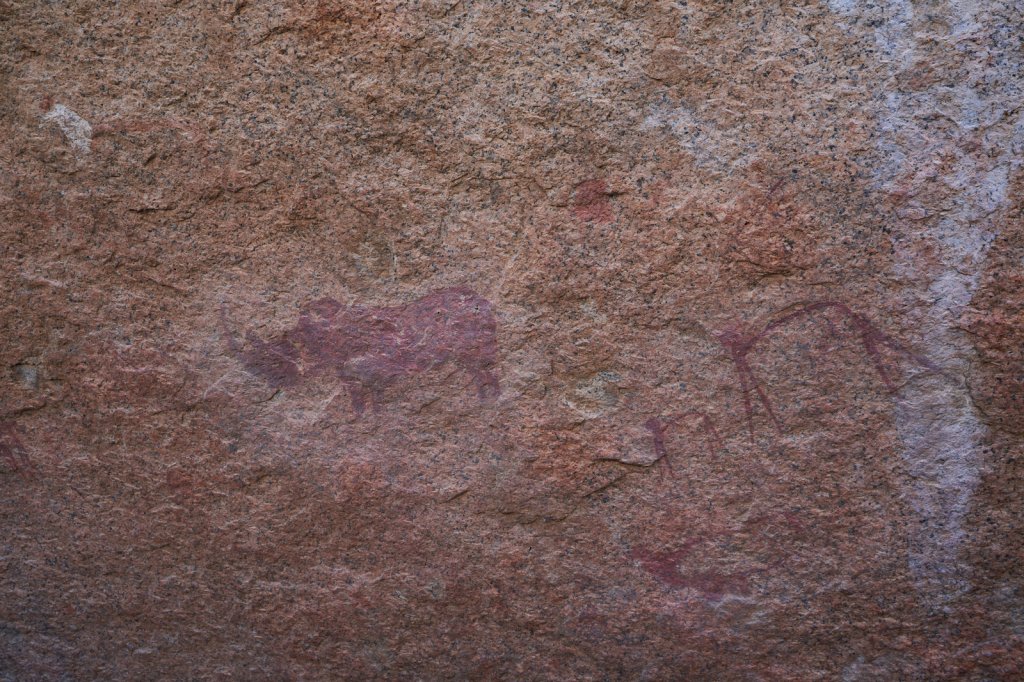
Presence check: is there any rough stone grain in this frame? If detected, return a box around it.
[1,1,1022,679]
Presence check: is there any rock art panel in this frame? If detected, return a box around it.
[2,0,1023,679]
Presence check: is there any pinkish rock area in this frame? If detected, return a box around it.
[2,1,1023,679]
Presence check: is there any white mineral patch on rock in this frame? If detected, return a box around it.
[864,0,1024,605]
[42,103,92,154]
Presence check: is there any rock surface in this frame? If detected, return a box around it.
[2,1,1023,679]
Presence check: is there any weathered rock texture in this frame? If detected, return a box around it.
[2,1,1023,679]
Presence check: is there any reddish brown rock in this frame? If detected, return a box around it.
[1,0,1023,679]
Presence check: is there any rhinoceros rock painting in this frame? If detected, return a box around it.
[223,287,500,414]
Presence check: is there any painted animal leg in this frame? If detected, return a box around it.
[699,414,725,452]
[0,428,30,476]
[644,417,673,477]
[474,369,500,400]
[748,365,784,434]
[348,383,369,416]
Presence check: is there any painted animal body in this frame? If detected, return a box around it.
[224,287,500,414]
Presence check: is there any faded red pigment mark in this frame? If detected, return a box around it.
[629,510,807,600]
[223,287,500,415]
[0,421,32,477]
[91,117,211,152]
[716,300,943,437]
[644,410,723,475]
[572,179,614,224]
[630,542,752,601]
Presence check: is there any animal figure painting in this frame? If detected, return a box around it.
[716,300,942,436]
[647,300,943,461]
[223,287,500,414]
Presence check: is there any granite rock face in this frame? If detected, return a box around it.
[2,1,1023,679]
